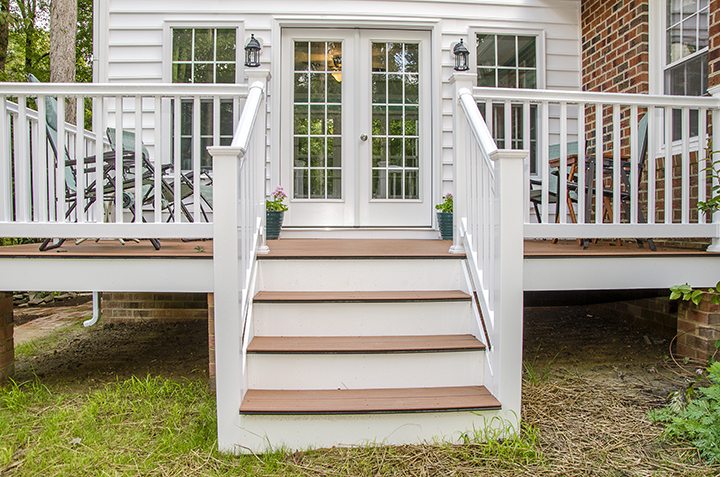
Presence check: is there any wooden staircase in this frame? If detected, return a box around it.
[236,239,502,451]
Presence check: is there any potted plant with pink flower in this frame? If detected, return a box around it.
[435,193,453,240]
[266,186,288,240]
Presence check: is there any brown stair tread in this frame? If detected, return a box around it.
[253,290,471,303]
[261,239,463,259]
[240,386,501,415]
[247,334,485,354]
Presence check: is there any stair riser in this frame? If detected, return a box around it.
[232,410,511,453]
[253,301,476,336]
[247,351,484,389]
[257,259,466,291]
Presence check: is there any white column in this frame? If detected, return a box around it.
[491,148,527,427]
[208,145,244,452]
[708,86,720,252]
[246,69,271,254]
[449,72,476,254]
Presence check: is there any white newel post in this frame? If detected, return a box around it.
[246,69,271,255]
[708,86,720,252]
[491,149,527,427]
[449,73,475,254]
[209,145,245,452]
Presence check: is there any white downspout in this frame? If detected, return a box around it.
[83,292,101,327]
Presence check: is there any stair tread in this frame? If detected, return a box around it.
[261,239,463,259]
[240,386,501,414]
[247,334,485,353]
[254,290,471,303]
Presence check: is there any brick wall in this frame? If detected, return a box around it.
[710,0,720,89]
[0,292,14,382]
[677,299,720,361]
[594,296,678,333]
[102,293,208,322]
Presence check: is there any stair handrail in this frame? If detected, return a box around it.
[451,72,526,428]
[208,70,270,450]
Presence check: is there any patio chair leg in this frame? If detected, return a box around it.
[39,238,66,251]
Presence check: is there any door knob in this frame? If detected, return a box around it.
[360,134,368,141]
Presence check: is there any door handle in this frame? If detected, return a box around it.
[360,134,368,141]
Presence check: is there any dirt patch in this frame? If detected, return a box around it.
[14,320,209,386]
[14,302,93,345]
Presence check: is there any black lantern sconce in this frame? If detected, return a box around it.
[244,34,262,68]
[453,39,469,72]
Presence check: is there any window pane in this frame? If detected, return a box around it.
[310,42,325,71]
[295,73,309,102]
[372,42,387,72]
[388,42,404,72]
[387,74,403,103]
[372,74,386,103]
[698,9,709,49]
[668,26,682,63]
[294,105,308,134]
[327,73,342,103]
[309,73,325,103]
[216,29,236,62]
[405,44,419,73]
[389,138,403,167]
[327,169,342,199]
[295,42,309,71]
[294,169,308,198]
[310,105,324,135]
[498,68,516,88]
[405,106,418,136]
[405,138,418,168]
[681,0,695,18]
[294,137,308,167]
[388,170,403,199]
[309,137,324,167]
[373,169,387,199]
[310,169,325,198]
[405,75,419,104]
[405,170,418,199]
[372,106,386,135]
[497,36,517,67]
[519,69,537,89]
[517,36,536,67]
[327,138,342,168]
[216,63,235,83]
[172,63,192,83]
[194,63,213,83]
[327,105,341,135]
[477,68,496,87]
[194,29,214,61]
[173,29,193,61]
[476,34,495,67]
[372,138,387,167]
[681,15,698,56]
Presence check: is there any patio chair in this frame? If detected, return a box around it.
[29,75,161,251]
[106,127,213,223]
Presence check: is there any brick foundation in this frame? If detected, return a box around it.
[0,292,14,383]
[677,299,720,361]
[208,293,216,388]
[102,292,208,323]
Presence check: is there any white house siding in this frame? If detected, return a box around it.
[99,0,581,198]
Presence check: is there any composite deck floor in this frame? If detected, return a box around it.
[0,238,712,258]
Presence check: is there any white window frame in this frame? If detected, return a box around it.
[649,1,708,155]
[162,21,244,83]
[469,27,546,89]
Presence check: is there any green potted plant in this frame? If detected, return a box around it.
[435,193,453,240]
[266,186,288,240]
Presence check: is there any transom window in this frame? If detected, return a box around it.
[171,27,237,170]
[476,33,539,174]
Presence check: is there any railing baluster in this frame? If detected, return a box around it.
[193,95,201,221]
[75,96,85,222]
[115,96,124,223]
[173,97,182,223]
[629,105,638,224]
[29,109,41,221]
[0,98,9,221]
[503,101,511,149]
[699,108,708,224]
[681,107,690,224]
[664,106,673,224]
[154,96,163,223]
[594,104,603,224]
[647,106,656,224]
[541,101,549,223]
[559,101,568,224]
[55,96,66,222]
[134,96,143,223]
[522,101,530,223]
[94,95,105,223]
[612,104,621,223]
[577,103,586,224]
[16,97,31,222]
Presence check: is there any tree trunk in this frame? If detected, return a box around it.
[0,0,9,75]
[50,0,77,122]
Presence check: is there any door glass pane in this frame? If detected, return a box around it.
[293,40,343,200]
[371,42,421,200]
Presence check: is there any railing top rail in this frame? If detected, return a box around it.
[0,82,251,97]
[473,86,719,108]
[231,81,265,155]
[458,87,498,167]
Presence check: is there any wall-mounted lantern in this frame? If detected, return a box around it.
[244,34,262,68]
[453,39,469,72]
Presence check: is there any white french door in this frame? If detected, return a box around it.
[280,29,432,227]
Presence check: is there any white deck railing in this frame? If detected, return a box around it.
[0,82,249,239]
[473,87,720,245]
[208,71,269,451]
[452,73,525,426]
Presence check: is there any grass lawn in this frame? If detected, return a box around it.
[2,307,720,476]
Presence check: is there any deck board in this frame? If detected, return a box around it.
[253,290,472,303]
[0,238,713,259]
[240,386,501,414]
[247,335,485,354]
